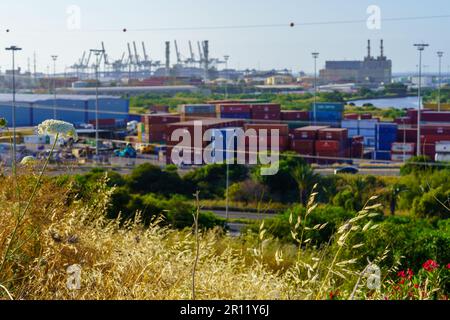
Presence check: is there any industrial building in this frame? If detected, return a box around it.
[0,94,129,127]
[320,40,392,86]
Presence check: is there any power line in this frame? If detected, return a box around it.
[3,14,450,34]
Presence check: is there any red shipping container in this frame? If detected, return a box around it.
[218,104,252,113]
[318,128,348,141]
[281,110,310,121]
[360,114,373,120]
[244,124,289,136]
[352,135,364,143]
[421,125,450,136]
[146,124,168,133]
[251,111,281,121]
[315,140,342,153]
[142,113,180,125]
[395,117,413,125]
[250,103,281,113]
[291,139,315,155]
[344,113,359,120]
[397,128,418,143]
[421,143,436,158]
[293,126,330,140]
[421,112,450,122]
[351,143,364,158]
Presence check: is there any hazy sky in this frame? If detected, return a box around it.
[0,0,448,74]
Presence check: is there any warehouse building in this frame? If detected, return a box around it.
[320,40,392,86]
[0,94,129,127]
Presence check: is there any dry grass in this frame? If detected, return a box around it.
[0,170,445,300]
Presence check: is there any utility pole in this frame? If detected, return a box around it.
[224,55,230,98]
[312,52,320,125]
[414,43,429,157]
[5,45,22,171]
[90,49,105,158]
[437,51,444,112]
[51,55,58,119]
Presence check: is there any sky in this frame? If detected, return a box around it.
[0,0,449,74]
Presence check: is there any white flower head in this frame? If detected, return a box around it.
[38,120,78,140]
[20,156,36,165]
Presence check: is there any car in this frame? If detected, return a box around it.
[334,166,359,175]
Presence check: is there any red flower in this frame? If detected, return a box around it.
[446,263,450,270]
[397,270,406,278]
[423,260,439,272]
[329,290,339,300]
[414,284,419,289]
[399,279,405,285]
[407,268,414,279]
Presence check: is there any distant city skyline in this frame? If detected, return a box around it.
[0,0,449,74]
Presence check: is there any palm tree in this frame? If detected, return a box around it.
[292,164,317,205]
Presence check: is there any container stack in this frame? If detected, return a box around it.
[391,142,416,162]
[350,136,364,159]
[244,124,289,152]
[435,141,450,162]
[166,119,244,164]
[290,126,329,162]
[217,104,252,120]
[142,113,180,143]
[315,128,349,164]
[179,104,217,121]
[375,123,398,160]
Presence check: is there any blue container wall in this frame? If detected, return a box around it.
[87,98,129,122]
[0,103,32,127]
[128,114,142,122]
[375,151,391,161]
[35,99,87,125]
[314,103,345,112]
[376,123,398,151]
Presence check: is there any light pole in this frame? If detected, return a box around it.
[5,45,22,171]
[224,55,230,99]
[414,43,429,157]
[51,55,58,119]
[437,51,444,112]
[90,49,105,157]
[312,52,319,124]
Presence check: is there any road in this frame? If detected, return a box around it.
[315,167,400,176]
[204,209,276,221]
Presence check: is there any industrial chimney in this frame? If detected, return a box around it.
[165,41,170,76]
[380,39,384,59]
[367,39,371,60]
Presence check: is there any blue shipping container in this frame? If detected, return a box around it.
[314,102,345,112]
[0,103,32,127]
[376,123,398,151]
[375,151,391,161]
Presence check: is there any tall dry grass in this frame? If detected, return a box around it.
[0,170,445,300]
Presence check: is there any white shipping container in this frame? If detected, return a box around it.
[392,143,415,153]
[436,153,450,162]
[341,120,359,129]
[435,141,450,153]
[392,153,413,162]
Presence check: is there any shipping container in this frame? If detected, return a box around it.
[375,151,391,161]
[391,153,413,162]
[314,102,345,112]
[314,111,343,121]
[436,153,450,162]
[359,119,379,129]
[360,114,373,120]
[179,104,216,114]
[436,141,450,153]
[251,112,281,121]
[293,126,329,140]
[318,128,348,141]
[217,104,252,113]
[291,139,315,155]
[250,103,281,113]
[392,142,416,153]
[376,123,398,151]
[421,111,450,122]
[142,113,180,125]
[244,124,289,136]
[220,112,251,120]
[315,140,342,152]
[344,113,359,120]
[281,110,310,121]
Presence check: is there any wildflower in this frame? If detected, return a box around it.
[423,260,439,272]
[446,263,450,270]
[407,268,414,279]
[38,120,78,140]
[20,156,36,165]
[329,290,339,300]
[399,279,405,285]
[0,117,7,128]
[397,270,406,278]
[414,284,419,289]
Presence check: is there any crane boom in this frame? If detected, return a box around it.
[174,40,181,64]
[133,41,140,65]
[197,41,203,61]
[189,41,195,61]
[142,42,149,61]
[127,43,133,64]
[101,42,109,65]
